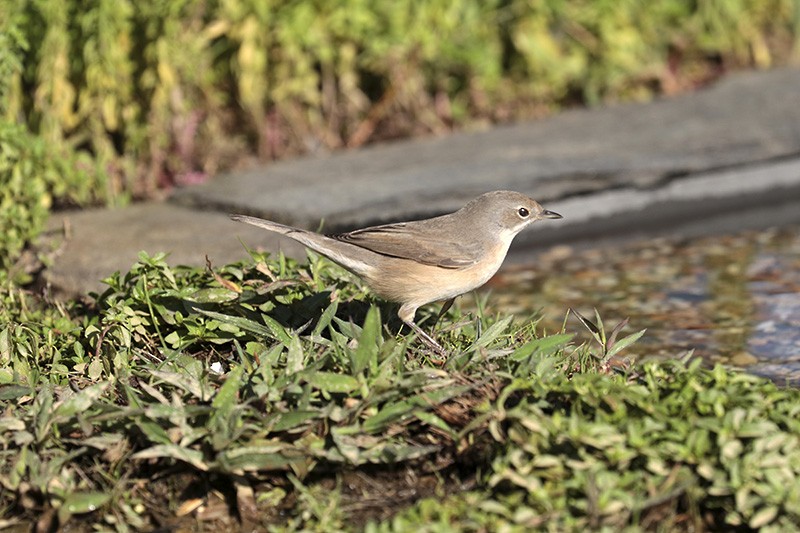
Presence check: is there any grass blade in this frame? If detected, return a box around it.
[351,306,381,374]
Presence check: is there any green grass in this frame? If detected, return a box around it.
[1,252,799,531]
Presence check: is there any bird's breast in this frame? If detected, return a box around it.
[364,240,511,308]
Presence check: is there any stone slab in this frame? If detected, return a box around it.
[42,204,305,297]
[512,157,800,254]
[173,68,800,232]
[44,157,800,298]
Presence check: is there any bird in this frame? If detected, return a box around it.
[230,190,562,355]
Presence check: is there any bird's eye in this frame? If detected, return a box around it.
[518,207,529,218]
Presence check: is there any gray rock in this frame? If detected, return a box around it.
[173,68,800,231]
[42,204,304,297]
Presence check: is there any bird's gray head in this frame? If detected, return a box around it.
[463,190,562,239]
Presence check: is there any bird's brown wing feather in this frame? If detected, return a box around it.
[330,222,480,268]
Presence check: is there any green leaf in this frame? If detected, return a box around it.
[77,434,128,451]
[260,314,295,346]
[749,505,778,528]
[164,330,181,348]
[216,445,302,472]
[605,329,646,359]
[304,371,360,394]
[211,365,243,412]
[351,306,381,374]
[149,369,209,400]
[333,316,362,339]
[509,334,573,362]
[58,491,111,523]
[195,309,271,339]
[132,444,209,471]
[414,411,456,439]
[0,384,33,401]
[593,308,606,345]
[122,386,172,445]
[472,316,514,349]
[64,492,111,513]
[286,334,304,374]
[87,358,103,380]
[186,288,239,303]
[312,299,339,337]
[363,400,416,434]
[363,384,469,433]
[53,382,109,419]
[606,318,630,351]
[365,443,440,463]
[0,327,9,361]
[267,410,320,432]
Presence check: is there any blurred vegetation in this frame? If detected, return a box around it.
[0,121,102,285]
[1,0,797,205]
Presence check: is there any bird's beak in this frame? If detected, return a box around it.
[541,209,563,219]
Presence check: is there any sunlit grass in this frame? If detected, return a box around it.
[1,252,799,530]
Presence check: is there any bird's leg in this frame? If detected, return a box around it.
[407,321,448,356]
[399,303,448,357]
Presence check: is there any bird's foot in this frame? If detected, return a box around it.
[407,322,448,364]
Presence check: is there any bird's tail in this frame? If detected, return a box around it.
[230,214,299,234]
[229,214,376,276]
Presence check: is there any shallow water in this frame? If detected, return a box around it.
[482,226,800,384]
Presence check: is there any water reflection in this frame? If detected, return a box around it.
[483,226,800,384]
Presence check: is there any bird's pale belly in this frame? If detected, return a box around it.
[365,242,510,307]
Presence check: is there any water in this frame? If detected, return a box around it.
[482,226,800,384]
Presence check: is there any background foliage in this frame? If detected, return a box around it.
[1,0,798,200]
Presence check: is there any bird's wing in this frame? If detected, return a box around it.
[330,222,480,268]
